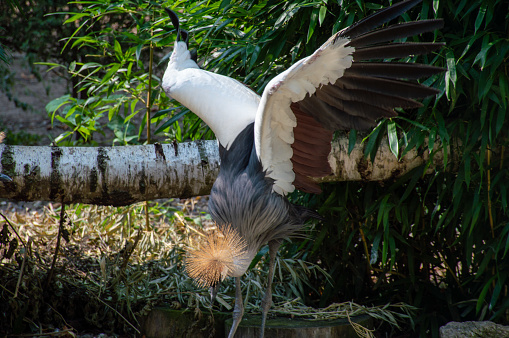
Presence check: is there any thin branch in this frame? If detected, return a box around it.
[14,237,31,298]
[45,204,66,289]
[0,212,27,249]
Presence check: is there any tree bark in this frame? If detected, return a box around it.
[321,135,448,183]
[0,141,219,206]
[0,137,448,206]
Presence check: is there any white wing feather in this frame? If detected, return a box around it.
[163,42,260,149]
[254,37,354,195]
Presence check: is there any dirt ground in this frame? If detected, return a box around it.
[0,53,68,145]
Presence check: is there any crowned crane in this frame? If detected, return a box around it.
[162,1,443,337]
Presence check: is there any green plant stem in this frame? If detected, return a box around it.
[146,42,153,145]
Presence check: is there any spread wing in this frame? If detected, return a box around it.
[254,0,444,196]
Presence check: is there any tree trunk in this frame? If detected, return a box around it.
[0,141,219,206]
[321,135,448,183]
[0,137,449,206]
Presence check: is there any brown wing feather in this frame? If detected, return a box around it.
[282,2,444,195]
[290,103,333,194]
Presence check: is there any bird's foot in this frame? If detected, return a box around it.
[227,277,244,338]
[259,291,273,338]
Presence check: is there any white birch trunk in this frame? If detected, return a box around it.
[322,136,448,183]
[0,141,219,206]
[0,137,449,206]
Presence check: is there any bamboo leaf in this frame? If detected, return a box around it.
[499,75,508,109]
[475,250,493,280]
[152,107,181,119]
[474,2,487,34]
[473,35,492,70]
[445,49,456,100]
[496,106,506,137]
[114,40,122,61]
[64,12,89,24]
[490,274,506,311]
[154,110,189,134]
[46,95,72,114]
[477,276,496,314]
[387,120,399,159]
[348,129,357,155]
[307,7,319,43]
[136,44,143,63]
[55,115,75,129]
[318,5,327,26]
[364,123,383,162]
[219,0,231,10]
[101,64,121,84]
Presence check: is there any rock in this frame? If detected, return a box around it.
[439,321,509,338]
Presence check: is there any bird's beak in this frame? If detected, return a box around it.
[180,29,189,45]
[165,8,181,40]
[209,282,221,304]
[0,173,13,182]
[165,8,190,47]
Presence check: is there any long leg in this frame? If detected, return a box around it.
[228,277,244,338]
[259,239,282,338]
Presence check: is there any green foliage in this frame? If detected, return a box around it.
[0,0,79,74]
[40,0,219,145]
[0,0,78,123]
[43,0,437,146]
[0,121,42,147]
[0,40,11,65]
[0,0,18,65]
[2,129,42,146]
[292,1,509,336]
[4,0,508,335]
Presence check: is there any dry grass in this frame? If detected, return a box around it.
[0,199,415,336]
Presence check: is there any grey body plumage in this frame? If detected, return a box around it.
[209,123,312,266]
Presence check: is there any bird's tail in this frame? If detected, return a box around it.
[186,225,247,287]
[293,204,324,222]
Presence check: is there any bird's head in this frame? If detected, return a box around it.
[165,8,198,68]
[186,225,248,290]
